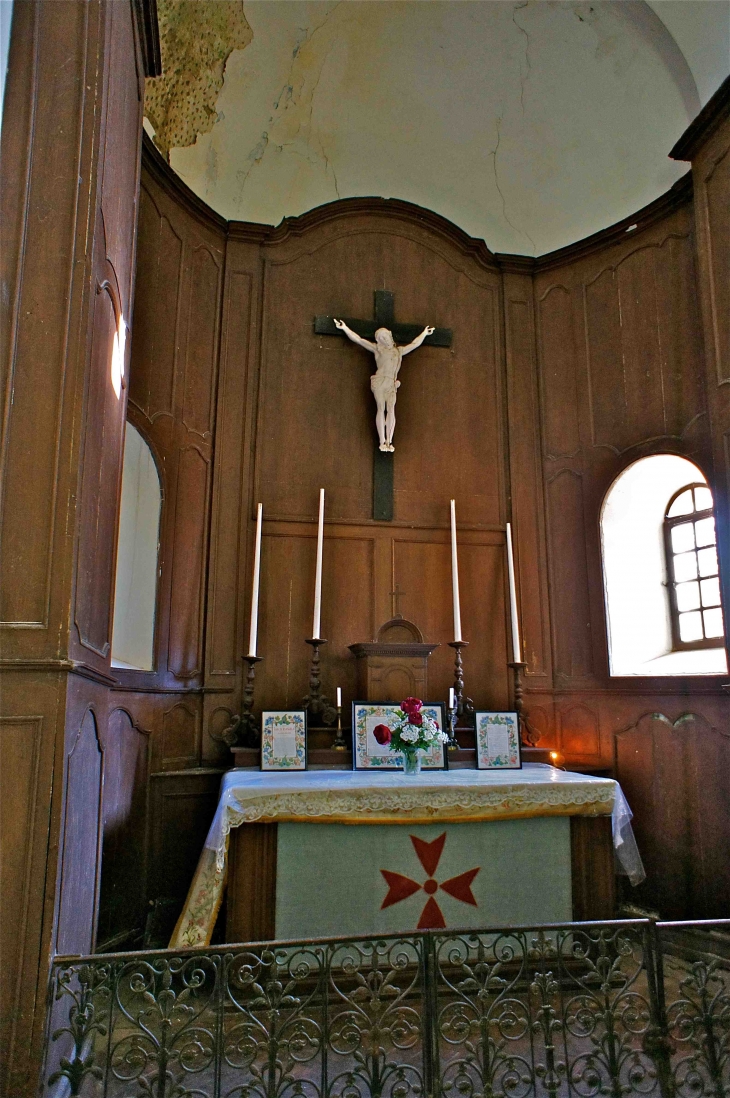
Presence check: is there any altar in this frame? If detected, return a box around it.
[170,765,643,948]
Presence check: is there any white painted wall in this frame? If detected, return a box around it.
[162,0,730,256]
[111,423,162,672]
[0,0,13,130]
[601,455,727,677]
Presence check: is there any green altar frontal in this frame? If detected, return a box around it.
[275,818,572,939]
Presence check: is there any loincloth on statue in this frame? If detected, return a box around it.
[370,374,401,402]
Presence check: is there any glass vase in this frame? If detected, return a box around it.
[402,752,422,775]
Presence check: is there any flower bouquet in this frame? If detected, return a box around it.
[373,697,448,774]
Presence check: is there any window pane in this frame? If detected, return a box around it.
[697,546,718,578]
[671,522,695,553]
[694,486,713,512]
[668,489,694,517]
[679,611,703,642]
[700,577,721,608]
[673,551,698,582]
[703,608,725,639]
[676,581,700,612]
[694,516,715,549]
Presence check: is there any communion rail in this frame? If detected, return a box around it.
[43,919,729,1098]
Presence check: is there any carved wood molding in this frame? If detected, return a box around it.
[669,73,730,161]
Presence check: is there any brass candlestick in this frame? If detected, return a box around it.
[449,640,474,719]
[445,703,459,751]
[508,660,539,747]
[302,638,337,725]
[332,704,348,750]
[239,654,263,747]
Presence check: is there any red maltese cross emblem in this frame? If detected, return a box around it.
[380,832,480,929]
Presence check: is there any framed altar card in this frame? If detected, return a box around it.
[352,702,447,771]
[475,712,522,770]
[261,710,307,771]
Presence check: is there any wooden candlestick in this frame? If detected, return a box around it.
[508,660,539,747]
[449,640,474,719]
[303,638,336,725]
[239,654,263,747]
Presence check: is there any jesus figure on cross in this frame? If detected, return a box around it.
[333,319,435,451]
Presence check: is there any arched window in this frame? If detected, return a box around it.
[111,422,162,671]
[664,483,725,649]
[601,454,727,677]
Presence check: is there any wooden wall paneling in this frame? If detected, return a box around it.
[0,1,148,1089]
[122,159,226,693]
[0,714,44,1074]
[502,272,552,686]
[570,816,616,920]
[0,0,106,651]
[73,270,128,660]
[392,270,502,528]
[256,215,503,528]
[559,703,601,761]
[167,446,211,681]
[393,532,509,709]
[148,769,225,918]
[545,470,595,682]
[256,525,376,713]
[681,104,730,668]
[615,710,730,918]
[227,823,278,944]
[128,186,182,422]
[203,234,264,763]
[55,705,104,957]
[257,238,379,523]
[97,708,150,951]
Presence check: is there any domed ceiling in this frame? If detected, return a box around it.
[144,0,730,256]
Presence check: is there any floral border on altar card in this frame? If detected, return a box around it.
[352,702,446,771]
[475,711,522,770]
[261,710,307,771]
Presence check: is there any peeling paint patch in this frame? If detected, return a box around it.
[145,0,253,158]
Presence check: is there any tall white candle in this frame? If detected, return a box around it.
[247,503,263,657]
[505,522,522,662]
[450,499,463,642]
[449,687,455,709]
[336,687,342,708]
[312,488,325,639]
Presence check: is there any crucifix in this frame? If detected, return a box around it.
[314,290,452,521]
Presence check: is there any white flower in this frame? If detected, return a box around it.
[400,727,419,743]
[423,728,434,741]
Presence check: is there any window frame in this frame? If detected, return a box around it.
[663,482,725,651]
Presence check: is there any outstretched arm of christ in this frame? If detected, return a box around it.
[400,326,436,355]
[333,318,376,351]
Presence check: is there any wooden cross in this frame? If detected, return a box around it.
[314,290,453,521]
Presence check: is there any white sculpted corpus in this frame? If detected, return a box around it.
[333,320,435,451]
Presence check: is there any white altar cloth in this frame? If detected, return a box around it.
[170,765,644,948]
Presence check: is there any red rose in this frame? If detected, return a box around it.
[373,724,392,745]
[409,711,423,726]
[401,697,422,714]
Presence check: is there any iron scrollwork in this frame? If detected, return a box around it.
[43,921,730,1098]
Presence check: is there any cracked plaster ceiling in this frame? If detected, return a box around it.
[145,0,730,257]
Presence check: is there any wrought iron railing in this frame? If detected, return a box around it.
[43,919,729,1097]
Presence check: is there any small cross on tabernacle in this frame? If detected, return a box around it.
[390,583,406,619]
